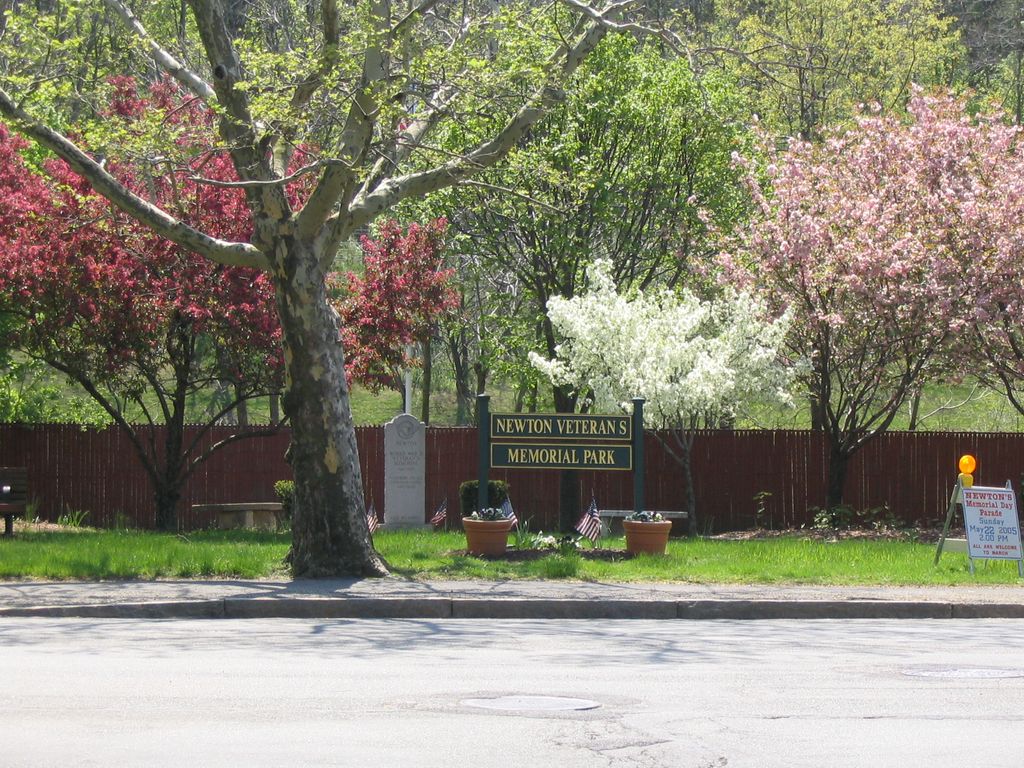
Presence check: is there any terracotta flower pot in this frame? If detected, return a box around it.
[623,520,673,555]
[462,517,515,556]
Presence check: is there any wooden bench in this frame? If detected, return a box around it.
[191,502,283,532]
[599,509,689,536]
[0,467,28,538]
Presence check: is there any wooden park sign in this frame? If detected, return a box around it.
[476,394,646,515]
[491,413,632,470]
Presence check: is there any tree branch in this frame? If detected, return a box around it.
[186,0,255,132]
[360,83,459,196]
[190,159,337,188]
[455,179,566,213]
[391,0,443,36]
[183,424,284,484]
[186,0,294,241]
[337,0,390,168]
[296,159,355,243]
[559,0,682,51]
[0,87,267,269]
[343,16,611,233]
[290,0,341,112]
[104,0,216,102]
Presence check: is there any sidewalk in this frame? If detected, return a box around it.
[1,578,1023,620]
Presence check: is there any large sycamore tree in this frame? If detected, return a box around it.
[0,0,658,576]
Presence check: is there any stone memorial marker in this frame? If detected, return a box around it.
[384,413,427,529]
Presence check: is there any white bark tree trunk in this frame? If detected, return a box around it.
[273,237,387,576]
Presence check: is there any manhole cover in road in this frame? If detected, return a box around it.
[901,666,1024,680]
[461,695,601,712]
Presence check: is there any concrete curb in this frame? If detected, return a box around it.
[0,601,226,619]
[3,598,1024,620]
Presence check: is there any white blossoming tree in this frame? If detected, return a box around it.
[530,260,792,535]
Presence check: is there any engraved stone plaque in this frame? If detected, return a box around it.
[383,413,427,529]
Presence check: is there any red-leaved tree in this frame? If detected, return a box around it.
[0,80,286,530]
[337,219,459,406]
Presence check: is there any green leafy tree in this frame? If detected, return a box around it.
[949,0,1024,122]
[0,357,110,425]
[418,38,750,527]
[712,0,962,138]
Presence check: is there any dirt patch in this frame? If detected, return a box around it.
[13,520,72,533]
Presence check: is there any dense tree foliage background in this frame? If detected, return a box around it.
[4,0,1024,536]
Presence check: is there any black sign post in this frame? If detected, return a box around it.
[477,394,490,513]
[632,398,644,516]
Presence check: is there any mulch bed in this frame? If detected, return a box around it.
[709,527,961,544]
[451,548,634,561]
[12,520,84,533]
[453,528,958,560]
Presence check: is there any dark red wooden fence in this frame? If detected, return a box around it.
[1,423,1021,531]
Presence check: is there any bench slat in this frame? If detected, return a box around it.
[191,503,282,514]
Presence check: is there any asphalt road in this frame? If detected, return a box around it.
[2,618,1023,767]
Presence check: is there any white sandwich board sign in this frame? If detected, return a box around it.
[960,483,1024,575]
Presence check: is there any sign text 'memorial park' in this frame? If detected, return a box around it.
[491,443,632,470]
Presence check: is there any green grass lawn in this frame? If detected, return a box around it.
[0,529,292,580]
[1,527,1021,584]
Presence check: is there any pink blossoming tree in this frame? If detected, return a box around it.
[941,108,1024,423]
[725,90,988,511]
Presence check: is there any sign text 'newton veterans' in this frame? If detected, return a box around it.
[490,413,631,441]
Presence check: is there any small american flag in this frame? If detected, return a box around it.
[430,497,448,528]
[575,497,602,542]
[366,502,380,534]
[501,497,518,528]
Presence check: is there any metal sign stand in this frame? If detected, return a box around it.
[933,479,964,567]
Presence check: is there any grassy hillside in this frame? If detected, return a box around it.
[739,384,1024,433]
[5,353,1024,431]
